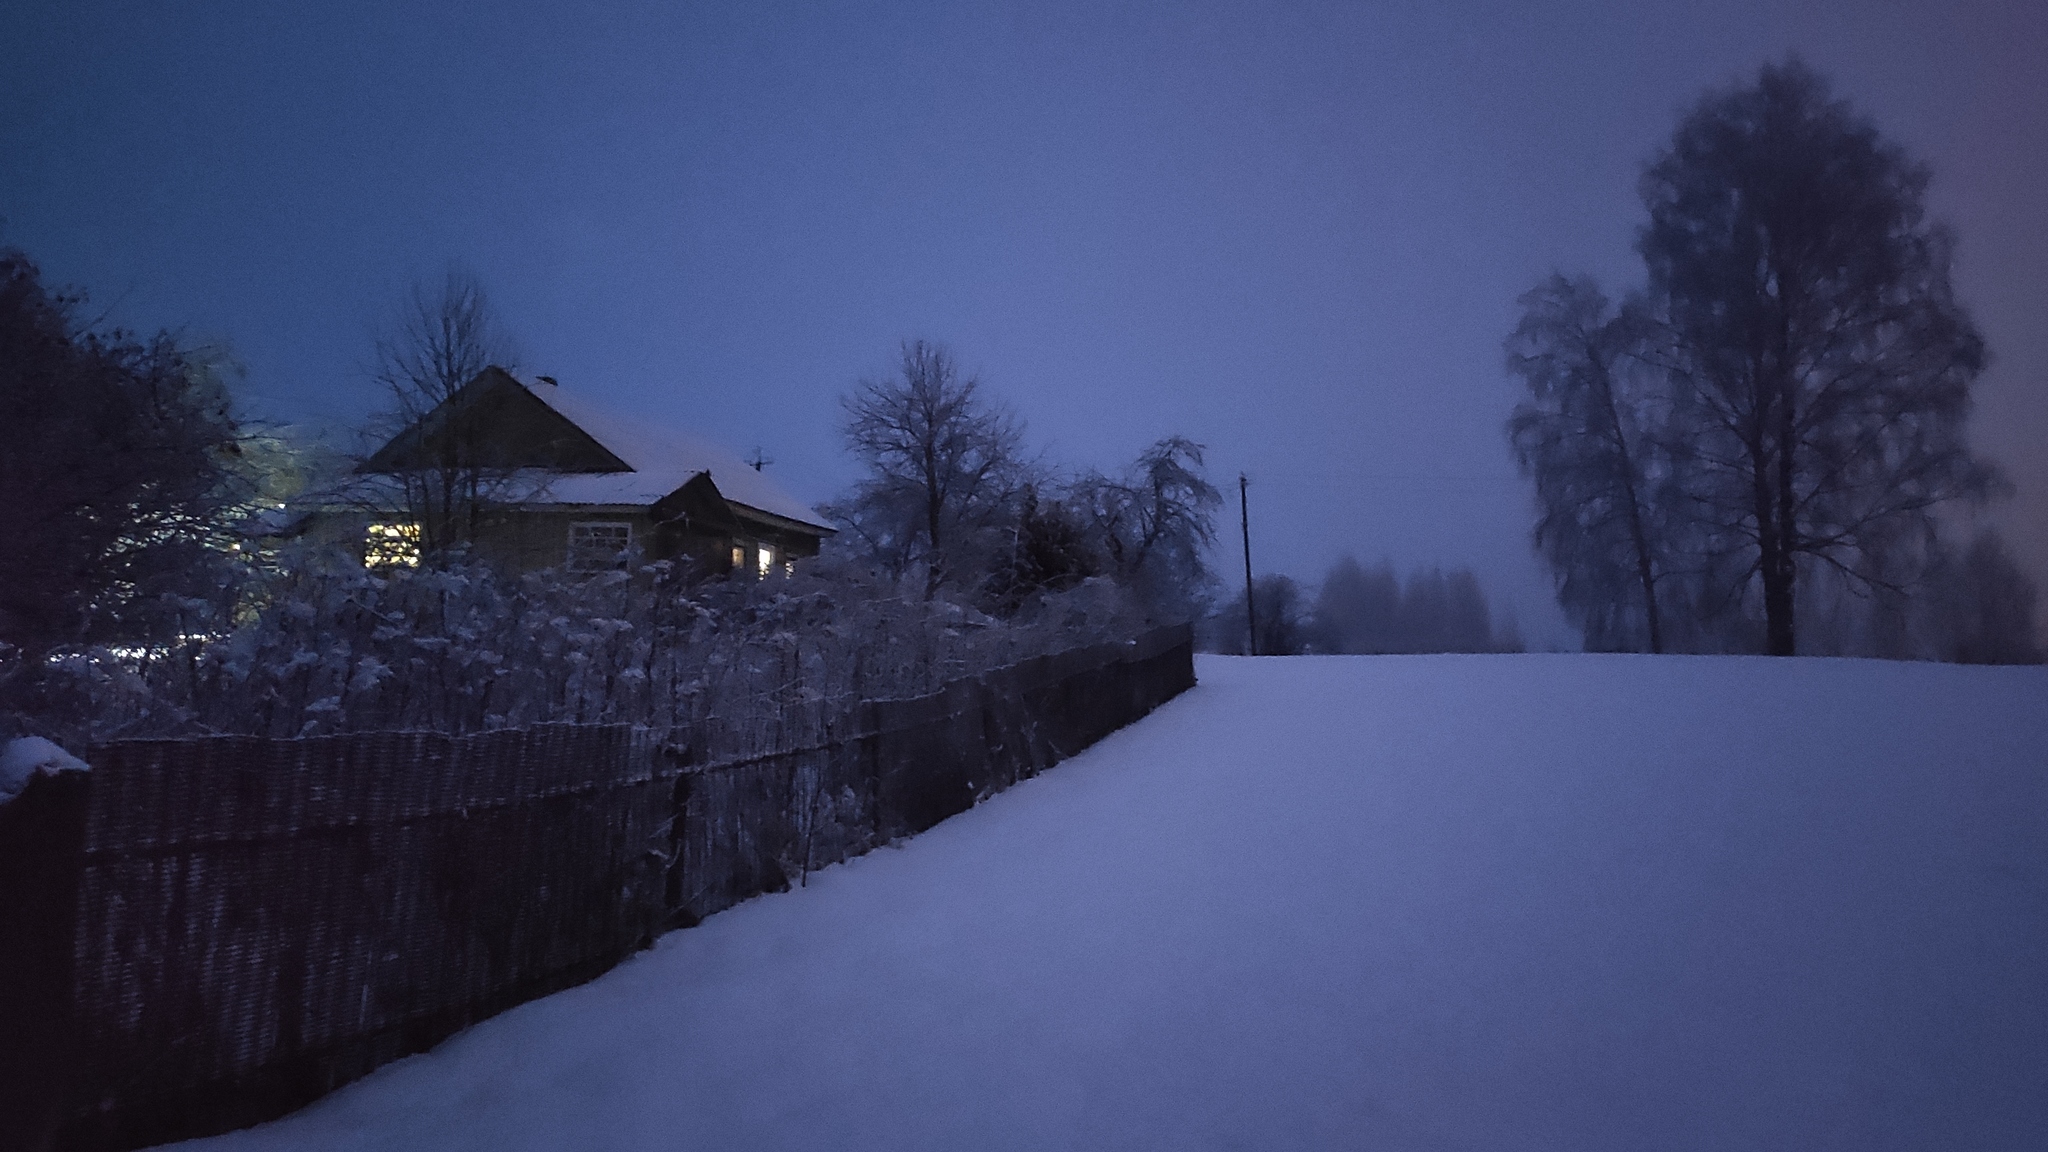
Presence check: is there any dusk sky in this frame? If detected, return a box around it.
[5,0,2043,646]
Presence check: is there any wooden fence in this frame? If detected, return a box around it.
[0,625,1193,1151]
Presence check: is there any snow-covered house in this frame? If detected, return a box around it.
[332,367,834,574]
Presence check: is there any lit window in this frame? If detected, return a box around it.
[567,521,632,571]
[365,522,421,568]
[732,544,746,570]
[756,543,775,577]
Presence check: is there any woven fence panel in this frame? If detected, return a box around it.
[7,625,1193,1150]
[59,724,668,1150]
[671,624,1194,925]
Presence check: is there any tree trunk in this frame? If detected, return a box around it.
[921,450,944,600]
[1633,530,1663,654]
[1762,556,1795,655]
[1764,286,1799,657]
[1593,360,1663,654]
[1756,397,1797,657]
[1767,448,1799,653]
[1751,402,1795,656]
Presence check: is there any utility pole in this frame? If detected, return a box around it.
[1239,472,1255,656]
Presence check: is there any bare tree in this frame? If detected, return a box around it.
[834,339,1026,597]
[1507,275,1668,652]
[1638,59,1993,655]
[1073,435,1222,620]
[365,267,518,558]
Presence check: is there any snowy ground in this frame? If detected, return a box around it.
[171,654,2047,1151]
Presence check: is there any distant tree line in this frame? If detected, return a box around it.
[1507,59,2040,662]
[1206,558,1521,656]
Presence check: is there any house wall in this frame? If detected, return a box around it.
[475,509,801,575]
[298,508,804,577]
[734,517,826,563]
[471,508,652,572]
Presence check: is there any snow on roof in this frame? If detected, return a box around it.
[518,376,831,531]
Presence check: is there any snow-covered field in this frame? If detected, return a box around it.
[172,654,2047,1151]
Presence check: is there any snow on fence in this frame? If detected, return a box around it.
[0,624,1193,1152]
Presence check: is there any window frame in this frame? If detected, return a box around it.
[566,520,634,572]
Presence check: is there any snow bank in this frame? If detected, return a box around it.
[167,654,2047,1152]
[0,736,89,803]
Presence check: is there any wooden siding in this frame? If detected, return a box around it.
[301,508,815,577]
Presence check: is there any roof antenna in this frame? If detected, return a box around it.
[745,446,773,472]
[535,375,557,387]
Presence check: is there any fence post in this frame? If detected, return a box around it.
[0,769,92,1152]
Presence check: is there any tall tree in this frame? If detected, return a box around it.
[835,339,1026,597]
[1507,275,1668,652]
[0,248,250,662]
[368,267,518,558]
[1638,59,1991,655]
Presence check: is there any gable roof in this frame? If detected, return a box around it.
[363,369,630,474]
[364,367,833,534]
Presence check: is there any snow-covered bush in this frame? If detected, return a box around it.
[3,547,1153,752]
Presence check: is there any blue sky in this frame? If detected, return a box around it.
[5,0,2042,645]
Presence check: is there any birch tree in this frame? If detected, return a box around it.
[1638,59,1992,655]
[1507,275,1668,652]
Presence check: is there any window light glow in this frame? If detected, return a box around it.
[365,522,421,568]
